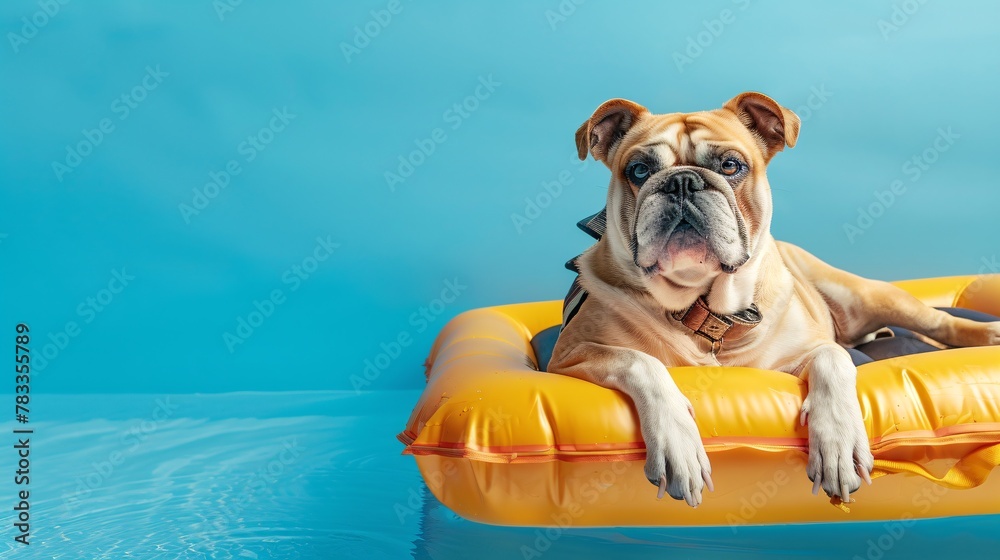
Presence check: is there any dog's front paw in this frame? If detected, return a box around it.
[800,395,873,502]
[641,398,713,507]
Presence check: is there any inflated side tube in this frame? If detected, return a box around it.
[398,275,1000,526]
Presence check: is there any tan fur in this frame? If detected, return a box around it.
[549,93,1000,506]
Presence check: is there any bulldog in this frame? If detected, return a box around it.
[548,92,1000,507]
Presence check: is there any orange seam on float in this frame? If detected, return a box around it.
[701,436,806,448]
[701,442,808,453]
[404,438,649,454]
[871,423,1000,444]
[505,452,648,464]
[401,439,804,462]
[403,444,648,464]
[555,441,646,451]
[405,435,998,463]
[423,440,557,453]
[404,441,808,463]
[870,428,1000,452]
[402,426,1000,454]
[404,436,806,455]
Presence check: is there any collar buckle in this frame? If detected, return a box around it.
[672,298,762,351]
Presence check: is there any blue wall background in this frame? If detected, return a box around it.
[2,1,998,394]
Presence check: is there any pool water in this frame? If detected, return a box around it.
[2,390,997,559]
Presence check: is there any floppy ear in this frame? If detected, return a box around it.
[575,99,649,165]
[723,92,800,162]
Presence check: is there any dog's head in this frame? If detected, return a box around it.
[576,92,799,313]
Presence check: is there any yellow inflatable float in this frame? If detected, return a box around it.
[398,275,1000,527]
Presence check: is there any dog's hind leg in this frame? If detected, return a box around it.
[777,241,1000,348]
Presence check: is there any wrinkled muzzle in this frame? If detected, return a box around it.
[632,168,750,274]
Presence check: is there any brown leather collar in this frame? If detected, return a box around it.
[672,298,762,351]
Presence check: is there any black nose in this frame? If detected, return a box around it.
[664,170,704,198]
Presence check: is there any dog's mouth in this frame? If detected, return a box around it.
[638,220,718,277]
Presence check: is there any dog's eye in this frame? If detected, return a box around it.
[721,158,743,176]
[626,162,651,184]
